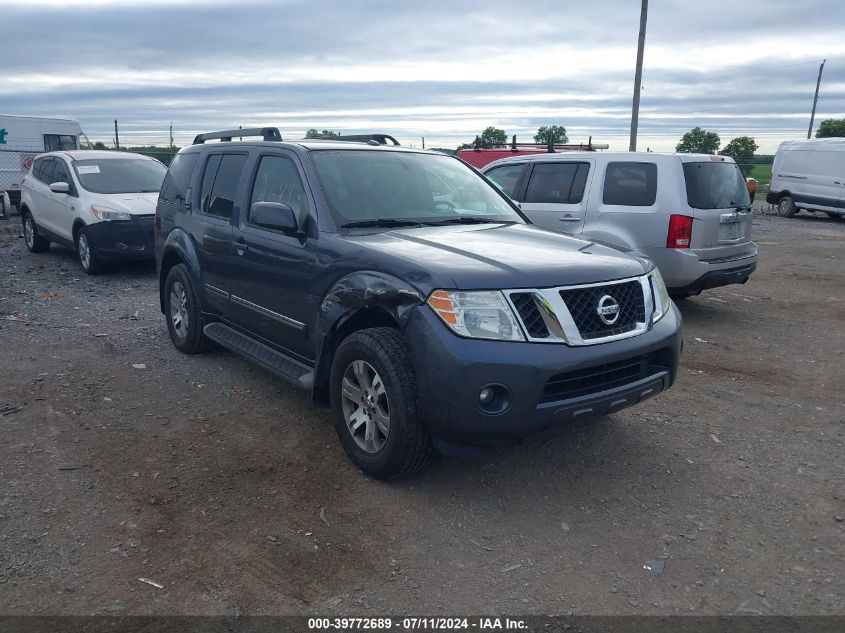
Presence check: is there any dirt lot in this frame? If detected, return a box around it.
[0,211,843,616]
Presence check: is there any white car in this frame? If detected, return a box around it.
[767,138,845,219]
[19,151,166,274]
[483,151,757,298]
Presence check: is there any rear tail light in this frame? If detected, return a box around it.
[667,214,693,248]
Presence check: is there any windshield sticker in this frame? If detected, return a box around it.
[77,165,101,174]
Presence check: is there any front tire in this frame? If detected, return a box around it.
[330,327,433,480]
[22,212,50,253]
[76,227,102,274]
[163,264,214,354]
[777,195,796,217]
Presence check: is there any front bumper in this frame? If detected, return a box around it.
[85,216,155,261]
[405,305,682,446]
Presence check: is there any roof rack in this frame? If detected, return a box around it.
[470,135,608,152]
[192,127,282,145]
[333,134,400,146]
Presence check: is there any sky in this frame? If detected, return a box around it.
[1,0,843,153]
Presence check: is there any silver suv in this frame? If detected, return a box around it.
[483,152,757,298]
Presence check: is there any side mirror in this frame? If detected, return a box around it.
[50,182,70,194]
[250,201,298,233]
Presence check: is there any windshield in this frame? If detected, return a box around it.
[309,150,523,227]
[683,161,750,209]
[73,158,166,194]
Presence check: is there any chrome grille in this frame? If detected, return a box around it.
[510,293,550,339]
[559,280,645,340]
[506,275,652,346]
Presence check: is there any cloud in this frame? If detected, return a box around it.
[1,0,842,152]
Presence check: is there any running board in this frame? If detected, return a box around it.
[204,322,314,390]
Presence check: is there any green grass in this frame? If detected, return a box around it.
[747,164,772,200]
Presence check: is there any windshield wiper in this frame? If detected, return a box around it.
[340,218,424,229]
[422,217,510,225]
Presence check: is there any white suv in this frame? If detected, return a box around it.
[20,151,166,274]
[483,152,757,298]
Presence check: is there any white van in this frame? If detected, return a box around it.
[767,138,845,219]
[0,114,89,215]
[483,152,757,297]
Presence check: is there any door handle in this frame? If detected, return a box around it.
[234,241,249,255]
[559,215,582,222]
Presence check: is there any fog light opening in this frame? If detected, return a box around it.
[477,384,511,415]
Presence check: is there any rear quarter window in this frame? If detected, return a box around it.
[602,162,657,206]
[160,152,199,205]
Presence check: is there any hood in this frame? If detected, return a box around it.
[94,192,158,215]
[347,223,651,291]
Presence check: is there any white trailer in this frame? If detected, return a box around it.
[0,114,89,215]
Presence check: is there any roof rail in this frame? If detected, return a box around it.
[192,127,282,145]
[333,134,400,146]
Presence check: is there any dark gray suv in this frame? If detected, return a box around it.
[154,128,683,479]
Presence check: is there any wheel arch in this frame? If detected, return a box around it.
[311,271,425,405]
[158,228,202,314]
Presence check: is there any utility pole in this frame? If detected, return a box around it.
[422,136,425,149]
[169,122,174,148]
[808,59,826,139]
[628,0,648,152]
[114,119,120,150]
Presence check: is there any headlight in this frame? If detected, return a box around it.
[649,268,672,322]
[427,290,525,341]
[91,205,130,221]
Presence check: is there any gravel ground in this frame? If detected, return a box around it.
[0,210,843,616]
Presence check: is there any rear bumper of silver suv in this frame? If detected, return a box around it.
[645,242,758,294]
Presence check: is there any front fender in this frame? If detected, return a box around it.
[311,270,426,402]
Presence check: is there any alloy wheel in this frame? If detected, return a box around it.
[169,281,189,339]
[340,360,390,453]
[78,234,91,269]
[24,217,35,249]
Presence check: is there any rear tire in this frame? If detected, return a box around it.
[76,227,103,274]
[22,212,50,253]
[777,195,796,218]
[163,263,214,355]
[330,327,433,480]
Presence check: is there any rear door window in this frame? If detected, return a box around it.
[524,162,589,204]
[603,162,657,206]
[485,164,525,198]
[199,153,247,220]
[683,161,749,209]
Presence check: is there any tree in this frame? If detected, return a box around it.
[305,129,339,139]
[534,125,568,145]
[92,141,107,150]
[816,118,845,138]
[675,127,720,154]
[720,136,758,176]
[477,126,507,149]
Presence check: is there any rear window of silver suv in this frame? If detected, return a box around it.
[683,161,750,209]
